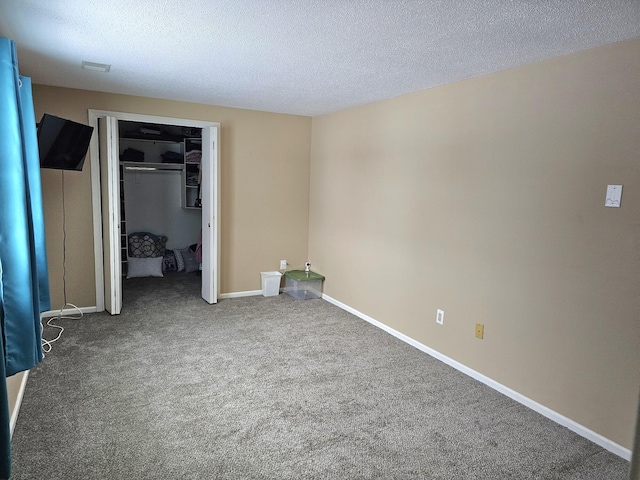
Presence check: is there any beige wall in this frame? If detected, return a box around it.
[309,38,640,449]
[33,86,312,308]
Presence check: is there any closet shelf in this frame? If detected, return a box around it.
[120,135,186,144]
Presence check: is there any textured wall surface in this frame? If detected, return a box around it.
[309,39,640,449]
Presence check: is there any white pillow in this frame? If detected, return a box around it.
[126,257,164,279]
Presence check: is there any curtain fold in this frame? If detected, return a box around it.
[0,37,51,479]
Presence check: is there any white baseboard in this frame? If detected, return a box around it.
[9,370,29,439]
[41,305,97,318]
[219,290,262,299]
[322,293,632,461]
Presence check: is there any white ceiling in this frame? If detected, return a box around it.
[0,1,639,117]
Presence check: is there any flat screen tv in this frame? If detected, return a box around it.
[37,114,94,171]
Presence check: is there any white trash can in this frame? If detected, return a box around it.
[260,271,282,297]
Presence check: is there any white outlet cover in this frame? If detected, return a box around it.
[436,309,444,325]
[280,260,287,269]
[605,184,622,207]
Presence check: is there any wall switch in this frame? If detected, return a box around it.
[475,323,484,339]
[436,309,444,325]
[280,260,287,270]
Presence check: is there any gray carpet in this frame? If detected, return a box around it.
[11,272,630,479]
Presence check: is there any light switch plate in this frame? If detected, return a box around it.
[605,185,622,207]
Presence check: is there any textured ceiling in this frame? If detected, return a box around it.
[0,1,639,116]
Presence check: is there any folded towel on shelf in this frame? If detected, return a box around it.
[185,150,201,164]
[161,151,183,163]
[120,148,145,162]
[186,172,199,186]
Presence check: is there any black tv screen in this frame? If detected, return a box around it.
[37,114,94,171]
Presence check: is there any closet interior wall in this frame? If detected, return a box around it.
[118,121,202,277]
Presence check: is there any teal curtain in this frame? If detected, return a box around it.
[0,37,51,479]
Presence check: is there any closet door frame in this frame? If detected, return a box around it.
[88,110,220,311]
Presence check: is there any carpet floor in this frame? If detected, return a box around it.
[10,272,630,479]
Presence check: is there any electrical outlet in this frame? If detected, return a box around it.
[280,260,287,270]
[436,309,444,325]
[475,323,484,339]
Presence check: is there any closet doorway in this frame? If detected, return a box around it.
[88,110,220,314]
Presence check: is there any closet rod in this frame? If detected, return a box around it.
[124,165,182,172]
